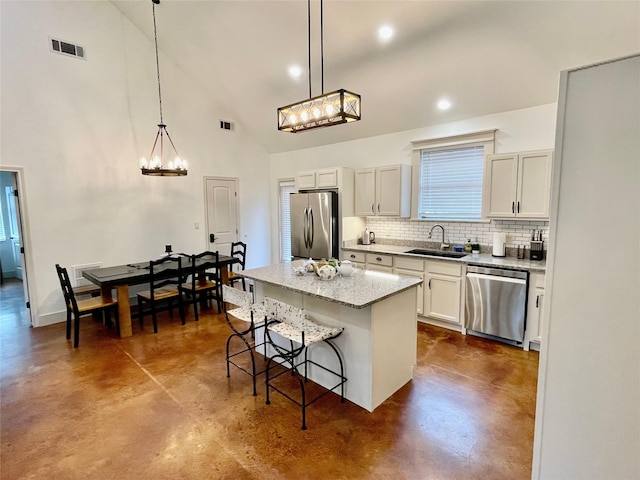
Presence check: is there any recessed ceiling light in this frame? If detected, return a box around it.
[437,99,452,110]
[288,65,303,79]
[378,24,394,42]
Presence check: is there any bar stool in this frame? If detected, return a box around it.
[222,284,267,396]
[263,296,346,430]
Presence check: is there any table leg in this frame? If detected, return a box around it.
[220,265,230,285]
[115,285,132,337]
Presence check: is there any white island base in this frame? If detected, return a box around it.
[253,281,418,412]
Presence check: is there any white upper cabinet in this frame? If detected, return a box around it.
[296,168,340,190]
[354,164,411,217]
[484,150,553,219]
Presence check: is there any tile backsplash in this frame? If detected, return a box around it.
[364,218,548,253]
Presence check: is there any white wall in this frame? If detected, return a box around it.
[269,103,557,262]
[534,55,640,479]
[0,1,271,326]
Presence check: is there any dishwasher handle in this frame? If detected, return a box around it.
[466,272,527,285]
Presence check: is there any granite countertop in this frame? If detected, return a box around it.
[342,244,546,273]
[240,263,422,309]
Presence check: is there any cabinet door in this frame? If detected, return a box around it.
[354,168,376,216]
[395,268,424,315]
[316,168,338,188]
[424,273,462,324]
[525,273,545,349]
[485,154,518,217]
[517,151,553,218]
[297,171,316,190]
[376,165,402,216]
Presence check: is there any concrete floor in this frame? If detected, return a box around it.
[1,278,539,479]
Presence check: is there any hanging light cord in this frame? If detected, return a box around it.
[320,0,324,95]
[307,0,325,97]
[307,0,311,99]
[152,1,164,126]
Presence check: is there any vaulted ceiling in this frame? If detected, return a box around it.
[111,0,640,154]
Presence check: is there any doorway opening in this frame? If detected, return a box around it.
[0,169,32,327]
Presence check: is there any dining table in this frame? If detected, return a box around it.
[82,254,238,337]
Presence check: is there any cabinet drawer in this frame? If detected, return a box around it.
[366,253,393,267]
[343,251,365,263]
[395,256,424,271]
[426,260,462,277]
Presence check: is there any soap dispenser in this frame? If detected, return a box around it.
[464,239,472,252]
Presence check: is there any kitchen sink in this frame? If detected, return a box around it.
[404,249,468,259]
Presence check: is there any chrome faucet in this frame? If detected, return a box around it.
[428,224,449,249]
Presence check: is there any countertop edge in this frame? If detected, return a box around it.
[243,275,420,309]
[342,244,546,273]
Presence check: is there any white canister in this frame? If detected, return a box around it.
[492,232,506,257]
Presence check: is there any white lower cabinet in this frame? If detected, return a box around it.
[526,272,545,350]
[364,253,393,273]
[344,250,465,329]
[424,260,463,325]
[342,250,366,269]
[394,257,425,315]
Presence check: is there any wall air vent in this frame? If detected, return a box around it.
[49,37,85,60]
[219,120,234,131]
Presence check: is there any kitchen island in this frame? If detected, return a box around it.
[240,263,422,412]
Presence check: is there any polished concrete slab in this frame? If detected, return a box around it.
[0,279,539,479]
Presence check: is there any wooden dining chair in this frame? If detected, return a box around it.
[228,241,247,291]
[181,251,222,321]
[137,256,185,334]
[55,264,119,348]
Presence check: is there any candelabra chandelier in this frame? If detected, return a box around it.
[277,0,361,133]
[140,0,187,176]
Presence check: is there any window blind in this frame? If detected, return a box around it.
[279,180,296,262]
[418,145,484,221]
[0,206,6,241]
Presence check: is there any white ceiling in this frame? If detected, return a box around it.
[110,0,640,154]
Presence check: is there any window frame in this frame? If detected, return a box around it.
[278,178,296,263]
[411,129,496,222]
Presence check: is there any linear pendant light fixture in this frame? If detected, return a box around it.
[139,0,187,176]
[277,0,361,133]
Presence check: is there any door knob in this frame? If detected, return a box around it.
[209,234,215,243]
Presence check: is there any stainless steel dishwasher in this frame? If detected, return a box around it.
[465,265,528,344]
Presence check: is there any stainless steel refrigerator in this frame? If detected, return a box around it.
[290,191,339,260]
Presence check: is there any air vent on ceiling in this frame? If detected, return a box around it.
[219,120,234,131]
[49,37,85,60]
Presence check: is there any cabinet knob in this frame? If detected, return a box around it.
[371,204,375,213]
[350,254,356,259]
[517,201,520,213]
[376,257,382,262]
[512,201,515,214]
[536,295,540,308]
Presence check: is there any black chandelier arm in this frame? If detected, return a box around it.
[148,127,162,160]
[163,127,181,157]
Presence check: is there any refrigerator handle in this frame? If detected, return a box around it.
[303,208,309,248]
[309,208,314,248]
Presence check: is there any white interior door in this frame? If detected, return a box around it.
[204,177,239,256]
